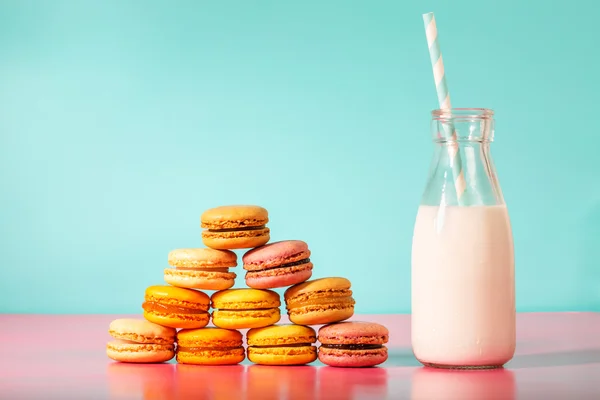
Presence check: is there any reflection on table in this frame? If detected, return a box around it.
[106,362,391,399]
[410,367,515,400]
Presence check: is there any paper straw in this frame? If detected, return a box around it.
[423,12,467,200]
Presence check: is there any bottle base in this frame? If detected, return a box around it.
[421,361,504,370]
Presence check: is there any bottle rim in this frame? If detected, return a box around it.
[432,108,494,120]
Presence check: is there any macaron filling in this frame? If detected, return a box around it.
[208,225,266,232]
[321,344,383,350]
[251,258,311,271]
[107,340,175,352]
[213,309,280,319]
[142,302,208,315]
[174,267,231,273]
[250,343,312,348]
[177,346,242,352]
[245,258,313,284]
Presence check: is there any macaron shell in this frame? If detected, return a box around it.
[318,346,388,368]
[202,229,270,250]
[242,240,310,270]
[212,308,281,329]
[164,268,236,290]
[318,322,389,345]
[144,285,210,308]
[201,205,269,229]
[168,248,237,268]
[211,288,281,310]
[248,346,317,366]
[245,263,313,289]
[247,324,316,346]
[176,347,246,365]
[143,310,209,329]
[289,305,354,326]
[108,319,176,344]
[177,327,243,348]
[106,340,175,363]
[284,277,352,301]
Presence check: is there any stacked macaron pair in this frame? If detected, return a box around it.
[260,277,389,368]
[163,205,275,291]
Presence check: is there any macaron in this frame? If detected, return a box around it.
[211,288,281,329]
[142,285,210,329]
[246,324,317,366]
[201,205,270,250]
[318,322,389,367]
[176,327,245,365]
[284,277,355,325]
[164,248,237,290]
[106,318,176,363]
[243,240,313,289]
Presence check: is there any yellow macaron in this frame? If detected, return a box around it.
[247,324,317,366]
[284,277,355,325]
[211,288,281,329]
[176,328,245,365]
[142,285,210,329]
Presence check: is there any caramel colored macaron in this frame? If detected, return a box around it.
[142,285,210,329]
[164,248,237,290]
[247,324,317,366]
[284,277,355,325]
[176,328,245,365]
[201,205,270,250]
[211,288,281,329]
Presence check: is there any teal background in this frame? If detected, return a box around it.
[1,0,599,314]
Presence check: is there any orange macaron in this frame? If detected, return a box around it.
[176,328,245,365]
[142,285,210,329]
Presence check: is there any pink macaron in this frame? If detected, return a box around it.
[242,240,313,289]
[318,321,389,368]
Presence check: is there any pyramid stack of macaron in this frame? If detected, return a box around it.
[106,205,389,368]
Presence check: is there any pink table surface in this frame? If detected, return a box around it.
[0,313,599,399]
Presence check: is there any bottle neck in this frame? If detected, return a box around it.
[431,117,494,144]
[423,109,503,207]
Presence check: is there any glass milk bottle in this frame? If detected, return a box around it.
[411,108,515,369]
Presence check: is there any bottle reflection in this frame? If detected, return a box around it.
[176,364,245,400]
[106,362,176,400]
[317,367,388,400]
[247,365,317,400]
[411,367,515,400]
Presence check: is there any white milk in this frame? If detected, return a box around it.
[411,205,515,368]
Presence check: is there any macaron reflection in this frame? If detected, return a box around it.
[410,367,515,400]
[247,365,317,400]
[317,366,388,400]
[176,364,245,400]
[107,362,176,400]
